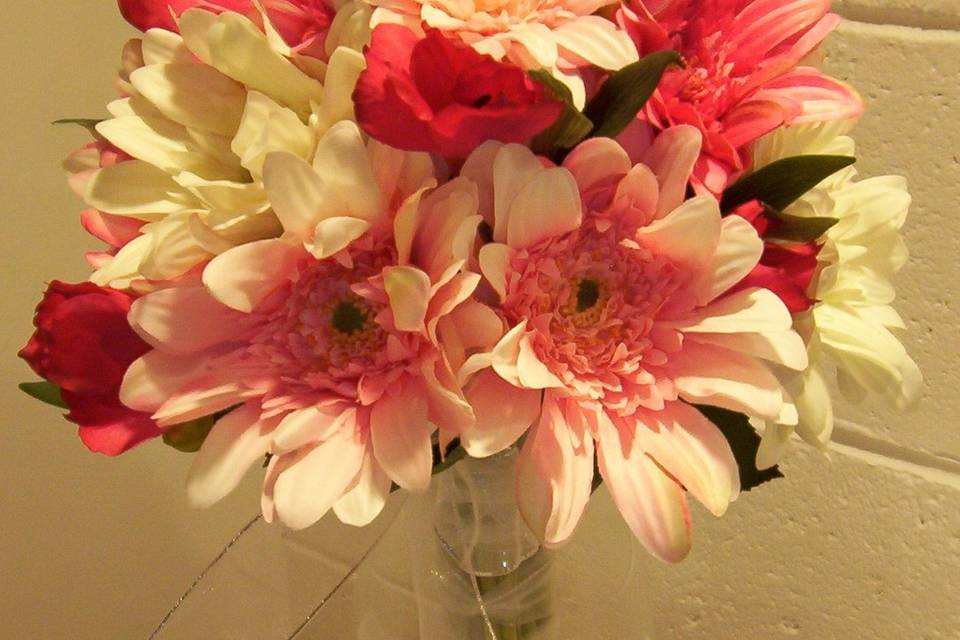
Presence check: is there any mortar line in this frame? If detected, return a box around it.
[836,7,960,32]
[826,419,960,490]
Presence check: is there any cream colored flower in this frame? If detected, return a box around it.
[751,121,922,466]
[77,8,366,289]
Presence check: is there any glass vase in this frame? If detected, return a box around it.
[405,447,556,639]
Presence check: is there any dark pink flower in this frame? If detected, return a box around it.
[619,0,863,195]
[353,26,564,159]
[118,0,333,58]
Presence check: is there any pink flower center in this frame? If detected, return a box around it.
[246,241,421,397]
[503,228,685,402]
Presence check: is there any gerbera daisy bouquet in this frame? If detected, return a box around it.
[21,0,920,585]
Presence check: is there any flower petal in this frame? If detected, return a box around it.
[596,416,691,563]
[383,266,432,332]
[273,428,366,529]
[186,403,277,509]
[506,167,582,250]
[203,238,302,312]
[461,369,541,457]
[369,379,434,492]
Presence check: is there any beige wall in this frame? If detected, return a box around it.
[1,2,957,639]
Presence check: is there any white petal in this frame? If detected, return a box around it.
[552,16,639,70]
[130,63,246,136]
[479,243,511,302]
[643,125,703,219]
[310,216,370,259]
[492,144,545,243]
[311,121,384,221]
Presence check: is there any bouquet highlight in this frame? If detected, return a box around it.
[20,0,920,565]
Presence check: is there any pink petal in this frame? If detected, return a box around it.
[516,396,594,547]
[129,284,246,354]
[635,195,721,272]
[633,403,740,517]
[369,378,434,493]
[186,402,278,509]
[334,447,392,527]
[506,167,582,250]
[596,415,691,563]
[666,341,784,420]
[642,125,702,218]
[273,427,366,530]
[562,137,632,195]
[203,239,303,312]
[461,369,542,457]
[383,266,432,332]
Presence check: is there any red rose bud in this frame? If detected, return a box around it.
[354,26,565,158]
[19,281,162,455]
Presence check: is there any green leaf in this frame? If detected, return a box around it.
[696,405,784,492]
[162,415,217,453]
[52,118,104,134]
[721,155,856,212]
[765,207,840,242]
[19,381,68,409]
[583,50,683,139]
[529,69,594,158]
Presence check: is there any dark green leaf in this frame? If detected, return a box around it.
[162,415,217,453]
[696,405,784,491]
[529,69,594,157]
[52,118,104,134]
[765,207,840,242]
[19,381,68,409]
[721,155,856,212]
[431,438,467,476]
[583,50,683,139]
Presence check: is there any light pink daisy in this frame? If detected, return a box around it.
[619,0,863,194]
[367,0,638,105]
[456,127,808,561]
[120,122,482,528]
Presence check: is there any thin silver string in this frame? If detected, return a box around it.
[286,497,405,639]
[148,513,264,640]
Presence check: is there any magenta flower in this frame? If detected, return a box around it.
[619,0,863,194]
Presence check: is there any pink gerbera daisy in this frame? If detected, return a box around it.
[455,127,808,561]
[120,122,482,528]
[619,0,863,194]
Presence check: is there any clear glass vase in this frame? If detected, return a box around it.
[406,447,555,639]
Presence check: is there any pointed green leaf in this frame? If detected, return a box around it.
[53,118,104,134]
[696,405,784,492]
[19,381,68,409]
[721,155,856,212]
[162,415,217,453]
[529,69,594,157]
[765,207,840,242]
[583,50,683,139]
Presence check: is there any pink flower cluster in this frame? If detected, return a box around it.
[21,0,873,561]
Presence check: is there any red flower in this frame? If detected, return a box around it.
[353,26,564,159]
[732,201,820,312]
[19,282,161,455]
[117,0,333,58]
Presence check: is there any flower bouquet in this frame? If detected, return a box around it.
[19,0,921,635]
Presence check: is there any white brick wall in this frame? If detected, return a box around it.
[0,3,956,639]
